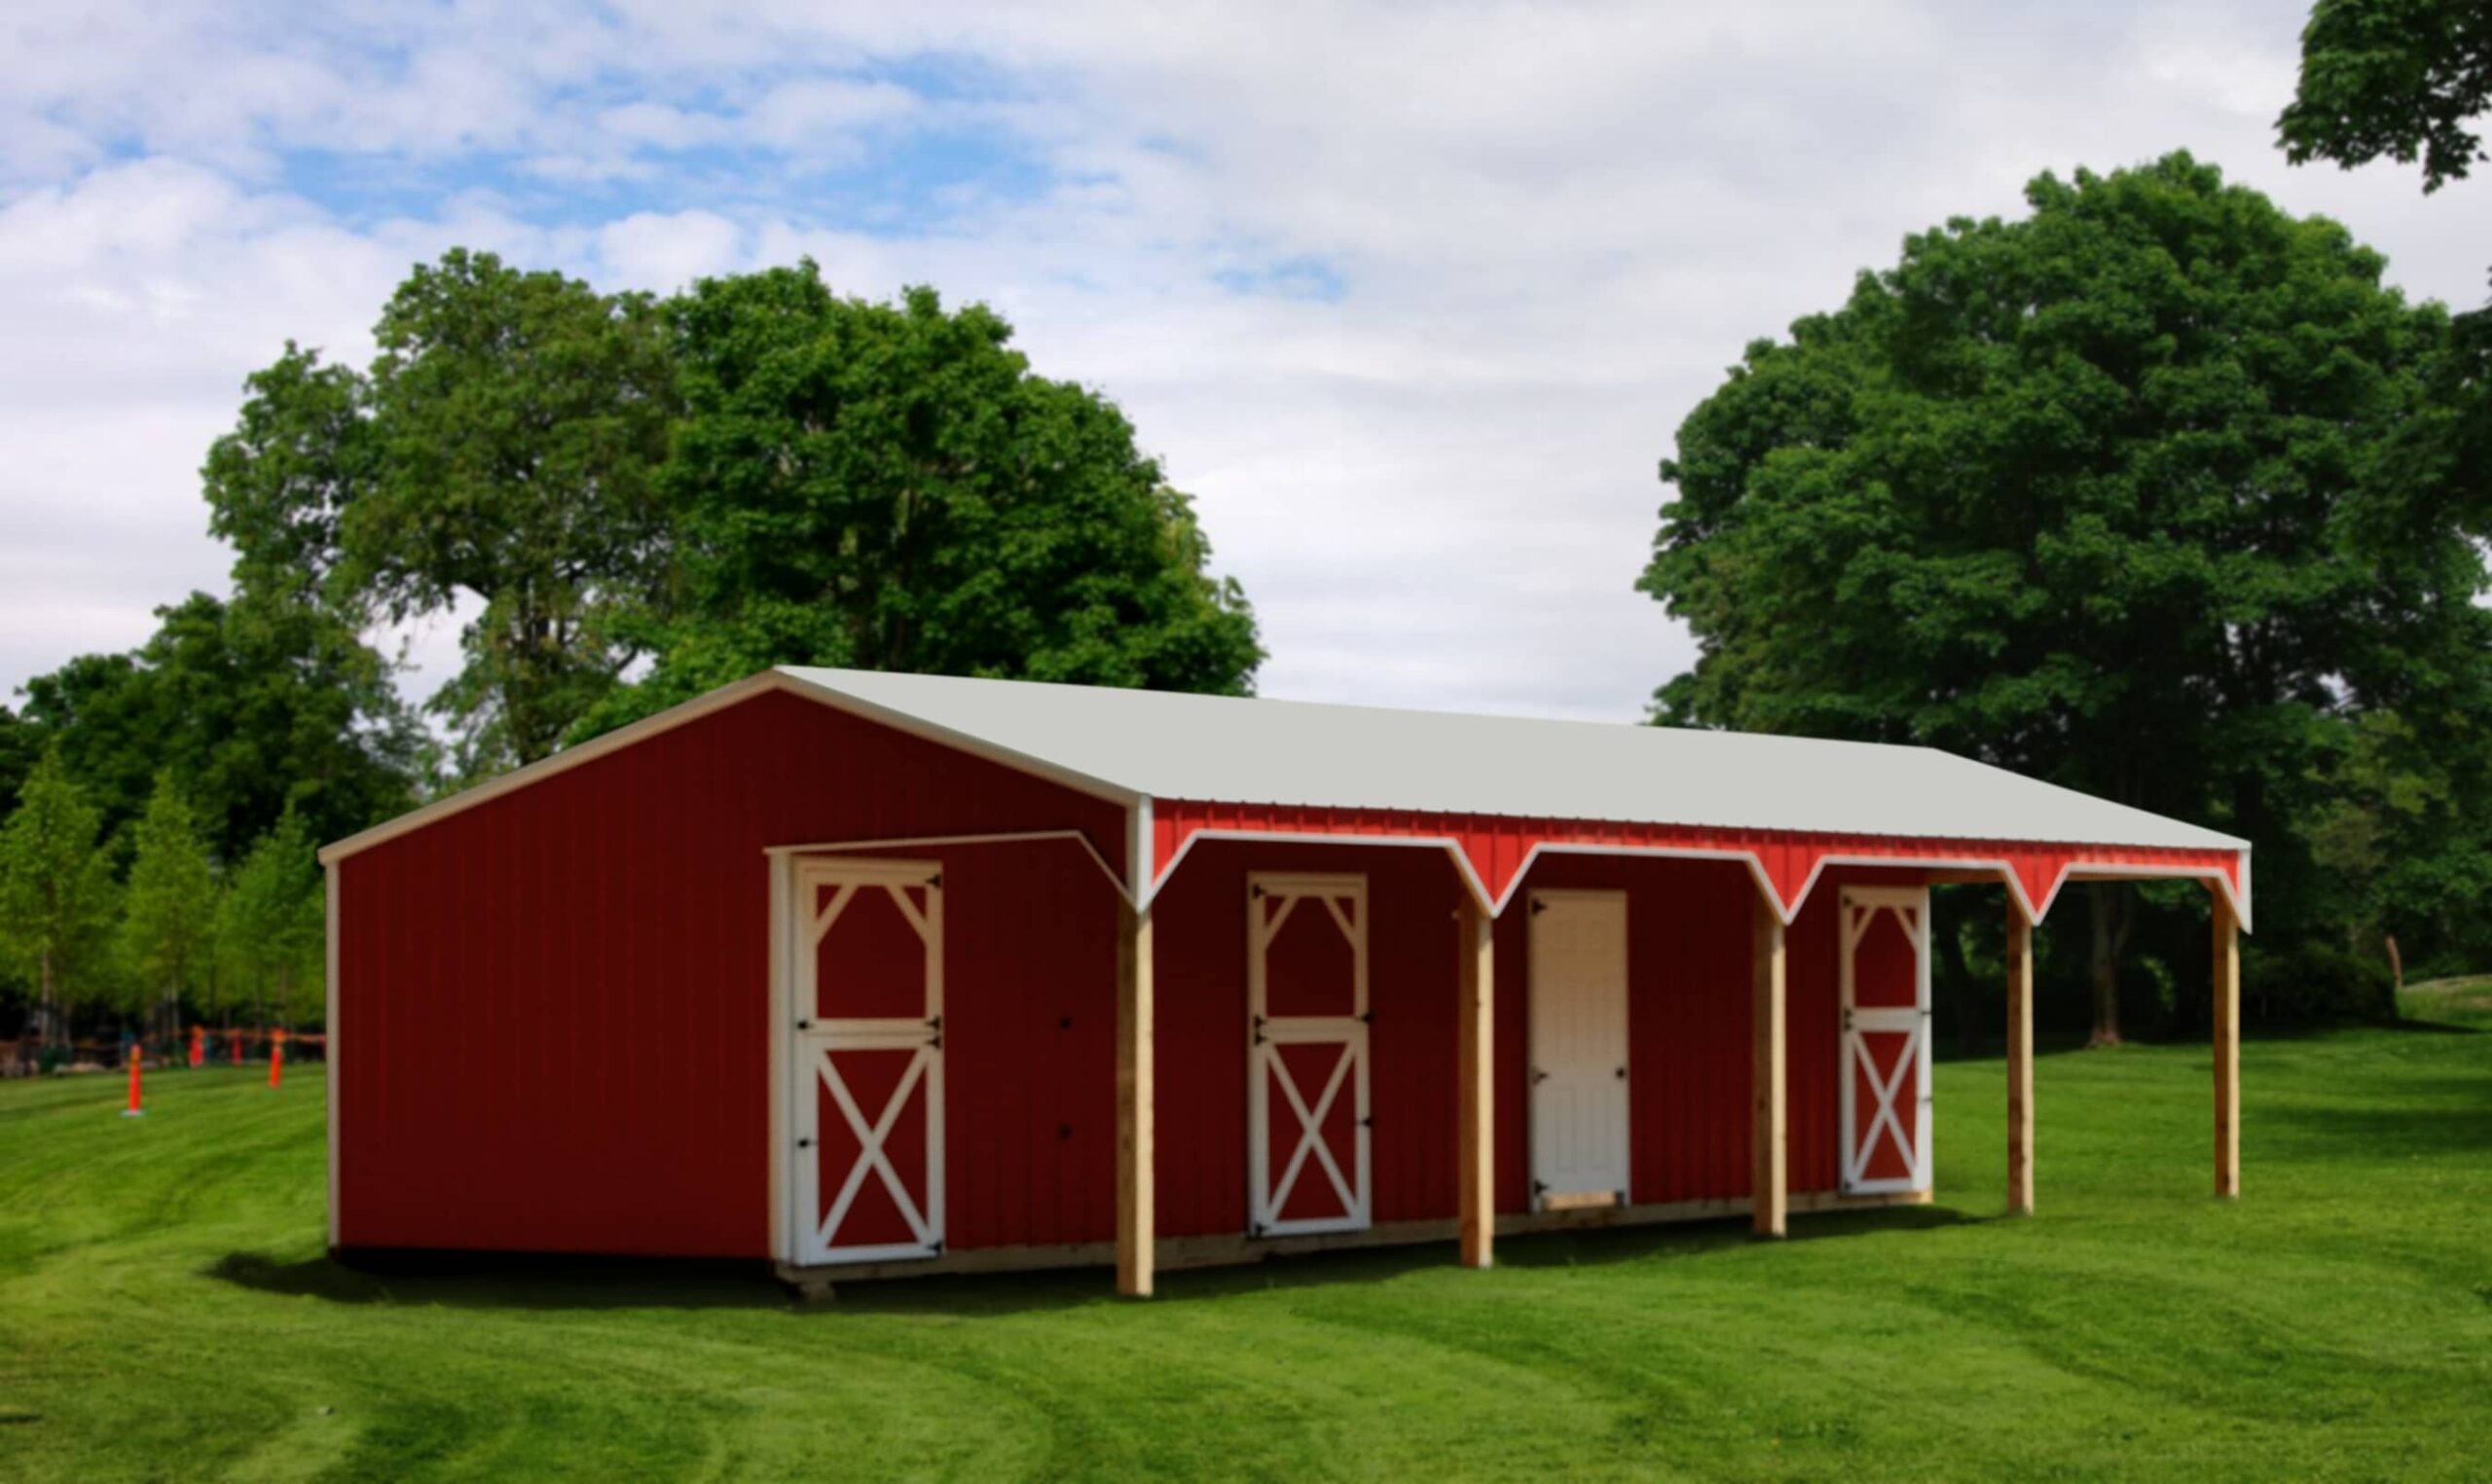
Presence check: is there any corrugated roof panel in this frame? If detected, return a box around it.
[776,668,2245,852]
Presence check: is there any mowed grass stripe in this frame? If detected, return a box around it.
[2,1000,2486,1481]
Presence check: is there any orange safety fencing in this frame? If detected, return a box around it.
[4,1029,326,1079]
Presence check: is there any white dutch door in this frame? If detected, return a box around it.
[1528,890,1631,1210]
[790,857,945,1266]
[1247,873,1371,1237]
[1839,885,1933,1195]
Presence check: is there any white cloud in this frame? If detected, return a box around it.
[3,0,2490,732]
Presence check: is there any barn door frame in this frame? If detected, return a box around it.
[1246,871,1371,1238]
[1838,884,1932,1196]
[1526,888,1631,1212]
[785,855,945,1266]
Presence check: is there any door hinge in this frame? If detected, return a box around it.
[1615,1065,1628,1080]
[1531,1067,1549,1085]
[1252,1015,1267,1046]
[796,1138,813,1149]
[795,1018,812,1031]
[1530,898,1548,915]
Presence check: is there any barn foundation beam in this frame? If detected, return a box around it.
[2212,887,2239,1200]
[1751,892,1787,1238]
[1454,896,1495,1269]
[1117,901,1155,1296]
[2005,900,2034,1216]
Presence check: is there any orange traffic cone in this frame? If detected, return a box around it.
[124,1039,145,1118]
[269,1028,285,1090]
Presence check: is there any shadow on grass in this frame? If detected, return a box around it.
[207,1203,1980,1317]
[2255,1069,2492,1161]
[206,1249,790,1312]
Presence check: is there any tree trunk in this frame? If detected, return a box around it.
[2383,933,2402,994]
[2086,884,2132,1048]
[1932,903,1983,1058]
[36,948,57,1051]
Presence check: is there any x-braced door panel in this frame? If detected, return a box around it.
[1248,873,1370,1237]
[1839,886,1932,1195]
[792,858,943,1265]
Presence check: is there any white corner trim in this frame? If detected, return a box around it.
[767,851,791,1265]
[324,858,340,1249]
[1130,797,1154,903]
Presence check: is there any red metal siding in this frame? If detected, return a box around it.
[336,689,1128,1258]
[1150,840,1467,1238]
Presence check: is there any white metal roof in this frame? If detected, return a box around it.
[778,667,2246,852]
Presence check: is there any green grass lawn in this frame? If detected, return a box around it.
[3,1000,2487,1483]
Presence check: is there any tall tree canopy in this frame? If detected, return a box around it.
[17,592,421,863]
[203,253,1261,770]
[216,807,324,1029]
[576,267,1262,733]
[206,250,678,776]
[1640,153,2492,1029]
[2279,0,2492,190]
[0,748,117,1046]
[2281,0,2492,550]
[120,774,217,1034]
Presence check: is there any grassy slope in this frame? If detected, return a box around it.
[1,1002,2485,1483]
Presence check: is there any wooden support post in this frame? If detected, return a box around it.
[1751,892,1786,1238]
[2212,889,2239,1200]
[2005,902,2034,1216]
[1117,901,1155,1296]
[1455,897,1495,1269]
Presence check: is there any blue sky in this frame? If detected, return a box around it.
[2,0,2487,723]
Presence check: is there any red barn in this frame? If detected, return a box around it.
[319,668,2250,1295]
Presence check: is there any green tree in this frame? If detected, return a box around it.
[202,343,376,613]
[0,748,118,1049]
[120,775,218,1041]
[2279,0,2492,191]
[2280,0,2492,553]
[362,249,679,772]
[1639,153,2486,1033]
[204,251,679,776]
[0,706,37,819]
[580,267,1261,732]
[217,809,323,1032]
[18,592,422,862]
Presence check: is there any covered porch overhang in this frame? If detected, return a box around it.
[770,798,2249,1299]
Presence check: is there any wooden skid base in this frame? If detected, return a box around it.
[775,1186,1933,1294]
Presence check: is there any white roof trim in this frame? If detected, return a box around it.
[319,670,1142,866]
[324,665,2249,868]
[320,671,782,865]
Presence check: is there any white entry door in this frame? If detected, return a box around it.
[1528,890,1631,1210]
[1247,873,1370,1238]
[790,857,944,1265]
[1839,886,1932,1195]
